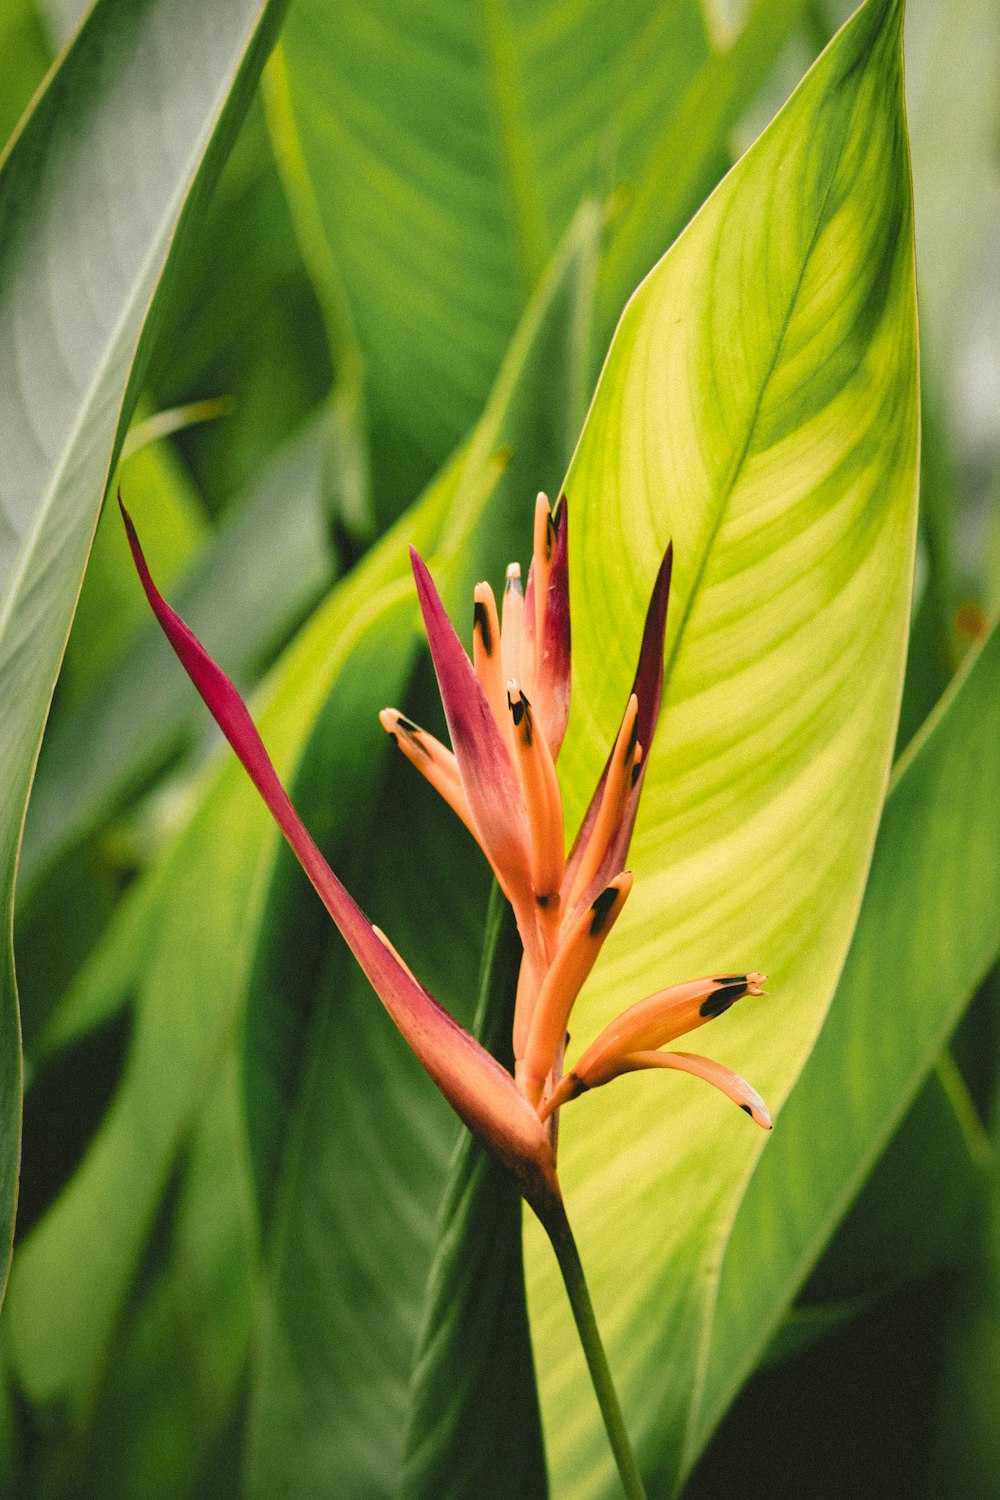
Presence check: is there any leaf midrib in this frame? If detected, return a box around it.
[657,180,842,728]
[675,49,917,1496]
[669,70,875,1484]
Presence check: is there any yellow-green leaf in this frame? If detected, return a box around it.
[525,2,919,1492]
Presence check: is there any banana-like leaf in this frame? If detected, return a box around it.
[244,705,494,1500]
[73,1052,257,1500]
[399,892,545,1500]
[689,616,1000,1475]
[271,0,716,517]
[521,2,918,1493]
[146,95,333,510]
[0,0,288,1301]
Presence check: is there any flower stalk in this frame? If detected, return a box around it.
[543,1201,648,1500]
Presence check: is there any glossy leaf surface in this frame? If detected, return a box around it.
[694,618,1000,1473]
[523,2,919,1492]
[273,0,716,514]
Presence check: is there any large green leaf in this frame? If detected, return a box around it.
[146,94,333,512]
[520,2,918,1492]
[688,615,1000,1476]
[930,1035,1000,1500]
[72,1051,258,1500]
[245,705,493,1500]
[0,0,289,1300]
[272,0,718,517]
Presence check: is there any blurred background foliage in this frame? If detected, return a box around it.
[1,0,999,1495]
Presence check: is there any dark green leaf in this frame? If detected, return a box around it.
[401,890,546,1500]
[692,616,1000,1478]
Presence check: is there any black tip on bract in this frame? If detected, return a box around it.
[632,540,673,753]
[473,599,493,655]
[699,980,748,1019]
[589,884,619,937]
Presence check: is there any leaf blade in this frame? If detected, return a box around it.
[0,0,289,1303]
[692,616,1000,1470]
[524,3,919,1492]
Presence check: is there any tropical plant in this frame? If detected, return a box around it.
[1,0,998,1495]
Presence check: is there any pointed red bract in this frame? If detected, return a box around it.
[565,542,673,908]
[122,499,560,1218]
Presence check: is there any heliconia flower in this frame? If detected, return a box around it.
[124,483,770,1221]
[379,490,771,1135]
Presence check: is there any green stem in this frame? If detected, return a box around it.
[544,1201,648,1500]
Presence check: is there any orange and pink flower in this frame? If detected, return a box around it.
[122,490,769,1221]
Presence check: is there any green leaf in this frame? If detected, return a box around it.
[245,711,492,1500]
[0,0,50,149]
[146,94,333,511]
[73,1052,257,1500]
[688,613,1000,1476]
[59,431,208,704]
[753,1053,986,1375]
[400,889,546,1500]
[30,856,164,1065]
[0,0,289,1303]
[272,0,717,517]
[930,1043,1000,1498]
[800,1054,987,1305]
[520,2,918,1492]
